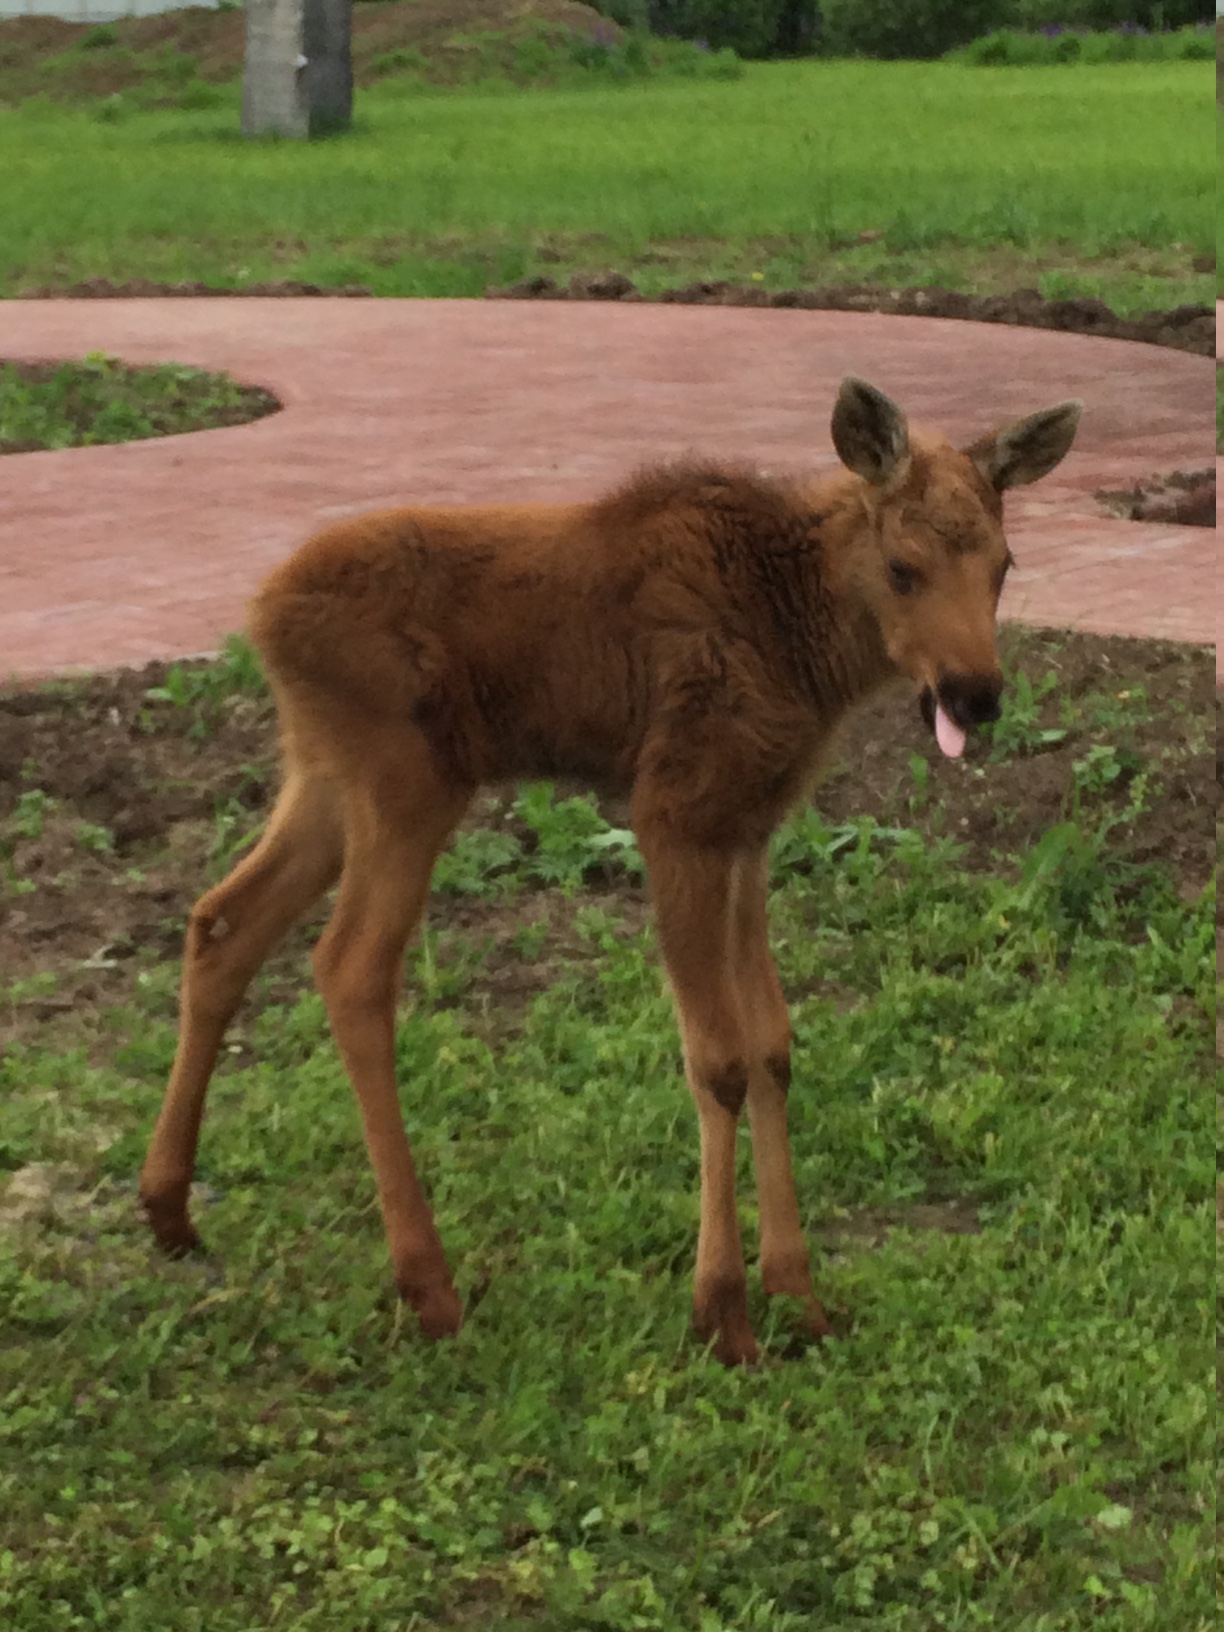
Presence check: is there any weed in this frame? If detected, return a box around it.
[74,822,115,855]
[432,827,525,896]
[770,807,913,877]
[1070,742,1139,801]
[514,783,643,891]
[906,750,930,811]
[144,635,268,737]
[982,670,1068,761]
[11,789,54,841]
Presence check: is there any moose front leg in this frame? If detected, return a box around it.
[731,850,831,1340]
[637,829,758,1366]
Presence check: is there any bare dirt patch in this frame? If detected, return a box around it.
[0,627,1211,1056]
[0,0,620,105]
[1095,468,1215,527]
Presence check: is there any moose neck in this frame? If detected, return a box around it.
[772,469,898,720]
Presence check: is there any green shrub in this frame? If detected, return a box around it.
[89,92,129,123]
[821,0,1017,59]
[955,22,1213,63]
[79,24,117,49]
[593,0,818,58]
[1013,1,1212,26]
[179,78,225,108]
[153,48,199,87]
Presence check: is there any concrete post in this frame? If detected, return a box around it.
[243,0,352,139]
[242,0,308,139]
[302,0,353,136]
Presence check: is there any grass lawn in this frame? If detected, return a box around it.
[0,626,1214,1630]
[0,58,1213,312]
[0,353,277,452]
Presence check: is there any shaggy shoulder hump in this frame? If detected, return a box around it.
[587,459,803,538]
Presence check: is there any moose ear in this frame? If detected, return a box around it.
[831,377,910,485]
[967,400,1083,491]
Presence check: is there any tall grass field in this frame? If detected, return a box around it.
[0,59,1212,308]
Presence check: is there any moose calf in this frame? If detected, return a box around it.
[141,378,1081,1364]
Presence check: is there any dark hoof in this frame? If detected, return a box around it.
[797,1294,833,1341]
[400,1280,464,1341]
[693,1277,759,1367]
[142,1194,203,1258]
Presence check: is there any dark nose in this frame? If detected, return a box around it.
[938,672,1003,728]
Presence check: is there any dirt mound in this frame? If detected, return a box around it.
[0,0,620,104]
[489,273,1216,357]
[1096,469,1215,528]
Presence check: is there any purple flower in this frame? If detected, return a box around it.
[1039,23,1064,36]
[1116,21,1147,34]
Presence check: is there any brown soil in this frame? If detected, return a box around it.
[0,627,1211,1056]
[0,0,620,105]
[490,272,1216,357]
[14,277,376,300]
[1096,468,1216,528]
[15,273,1211,359]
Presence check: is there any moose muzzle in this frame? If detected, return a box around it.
[919,671,1004,759]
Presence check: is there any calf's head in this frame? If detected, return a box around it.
[831,377,1081,757]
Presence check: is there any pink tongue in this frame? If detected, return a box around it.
[934,702,967,759]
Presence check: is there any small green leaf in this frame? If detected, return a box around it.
[1094,1503,1132,1530]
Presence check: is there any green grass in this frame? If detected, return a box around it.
[0,690,1214,1627]
[0,353,278,452]
[0,59,1212,310]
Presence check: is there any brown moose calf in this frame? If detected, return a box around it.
[141,377,1081,1365]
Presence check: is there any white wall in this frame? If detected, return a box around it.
[0,0,219,19]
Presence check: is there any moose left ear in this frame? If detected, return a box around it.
[967,400,1083,491]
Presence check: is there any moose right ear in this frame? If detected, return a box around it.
[968,400,1083,491]
[831,377,910,485]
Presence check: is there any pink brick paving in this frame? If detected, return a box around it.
[0,298,1216,684]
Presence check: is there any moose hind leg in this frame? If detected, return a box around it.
[141,774,342,1254]
[311,756,471,1340]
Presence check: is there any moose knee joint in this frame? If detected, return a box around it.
[765,1050,792,1096]
[705,1060,749,1117]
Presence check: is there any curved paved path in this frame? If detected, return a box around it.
[1,298,1215,683]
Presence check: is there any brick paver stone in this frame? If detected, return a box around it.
[1,299,1215,682]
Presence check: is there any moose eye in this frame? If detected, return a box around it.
[887,559,921,596]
